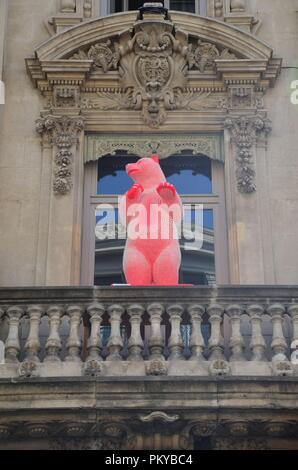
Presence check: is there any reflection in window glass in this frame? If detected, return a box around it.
[112,0,123,12]
[180,209,215,285]
[97,153,212,195]
[170,0,195,13]
[94,205,215,286]
[128,0,154,9]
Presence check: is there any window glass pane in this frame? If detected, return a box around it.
[94,206,215,286]
[170,0,195,13]
[180,208,215,285]
[97,153,212,195]
[112,0,123,13]
[128,0,152,10]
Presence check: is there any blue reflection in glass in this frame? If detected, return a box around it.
[97,153,212,195]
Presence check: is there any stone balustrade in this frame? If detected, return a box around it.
[0,286,297,378]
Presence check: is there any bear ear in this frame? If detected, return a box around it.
[151,154,160,164]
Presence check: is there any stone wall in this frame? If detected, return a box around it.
[0,0,297,286]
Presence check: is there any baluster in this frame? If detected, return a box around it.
[107,305,124,360]
[5,307,23,363]
[24,306,43,363]
[65,305,83,362]
[247,304,266,361]
[288,305,298,347]
[267,304,287,362]
[188,304,205,360]
[167,304,184,360]
[207,304,224,360]
[147,303,164,359]
[0,309,4,363]
[127,304,145,361]
[227,304,244,361]
[45,306,63,362]
[87,303,105,361]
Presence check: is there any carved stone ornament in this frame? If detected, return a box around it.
[83,359,102,377]
[140,412,180,424]
[271,360,294,377]
[18,360,39,378]
[36,115,84,195]
[224,115,272,193]
[71,40,120,72]
[85,133,223,163]
[208,359,231,376]
[72,18,238,128]
[146,358,168,376]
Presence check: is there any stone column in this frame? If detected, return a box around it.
[24,306,43,363]
[227,304,244,361]
[107,305,124,360]
[268,304,287,362]
[35,115,85,286]
[5,307,23,363]
[167,304,184,360]
[207,304,225,360]
[45,306,63,362]
[288,305,298,347]
[188,304,205,360]
[65,305,83,362]
[147,303,164,360]
[224,115,272,284]
[247,304,266,361]
[127,304,145,361]
[87,303,105,361]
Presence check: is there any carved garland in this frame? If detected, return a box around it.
[224,115,272,193]
[36,116,85,195]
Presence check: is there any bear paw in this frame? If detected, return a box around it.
[126,183,144,200]
[157,182,176,199]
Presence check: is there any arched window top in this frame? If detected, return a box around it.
[97,151,213,195]
[85,133,224,164]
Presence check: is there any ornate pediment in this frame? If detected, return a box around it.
[26,10,281,127]
[26,8,282,194]
[63,19,240,128]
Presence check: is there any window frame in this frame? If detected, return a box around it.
[108,0,207,15]
[81,151,230,286]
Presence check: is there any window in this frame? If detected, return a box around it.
[109,0,207,15]
[82,146,229,286]
[170,1,196,13]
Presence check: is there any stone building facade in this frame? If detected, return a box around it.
[0,0,298,450]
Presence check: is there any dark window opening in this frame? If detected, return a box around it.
[171,0,195,13]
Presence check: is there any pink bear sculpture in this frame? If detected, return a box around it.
[120,155,183,286]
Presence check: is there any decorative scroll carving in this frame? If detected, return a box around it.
[85,133,223,162]
[70,17,238,128]
[71,39,120,72]
[140,412,179,424]
[81,89,223,113]
[186,40,237,73]
[36,115,84,195]
[224,115,272,193]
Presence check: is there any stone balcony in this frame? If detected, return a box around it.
[0,285,298,379]
[0,286,298,449]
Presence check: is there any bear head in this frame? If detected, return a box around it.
[126,155,166,189]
